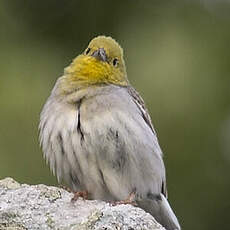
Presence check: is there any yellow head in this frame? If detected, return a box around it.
[63,36,128,92]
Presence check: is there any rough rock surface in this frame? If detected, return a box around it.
[0,177,165,230]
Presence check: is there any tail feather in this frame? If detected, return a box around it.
[137,194,181,230]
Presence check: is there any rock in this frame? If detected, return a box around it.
[0,178,21,190]
[0,178,165,230]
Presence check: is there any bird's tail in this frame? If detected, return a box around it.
[137,193,181,230]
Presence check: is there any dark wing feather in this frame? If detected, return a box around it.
[127,86,156,135]
[127,85,168,198]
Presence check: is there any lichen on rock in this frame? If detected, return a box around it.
[0,178,165,230]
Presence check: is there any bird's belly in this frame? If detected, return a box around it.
[78,109,163,201]
[41,98,163,201]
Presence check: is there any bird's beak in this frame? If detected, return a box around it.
[91,48,108,62]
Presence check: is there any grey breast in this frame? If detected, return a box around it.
[39,84,166,201]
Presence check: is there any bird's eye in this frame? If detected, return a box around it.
[85,48,91,55]
[112,58,118,67]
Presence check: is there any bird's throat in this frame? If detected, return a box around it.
[59,55,128,95]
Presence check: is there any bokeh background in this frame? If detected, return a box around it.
[1,1,230,229]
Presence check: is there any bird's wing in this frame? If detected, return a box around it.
[127,85,168,198]
[127,86,156,135]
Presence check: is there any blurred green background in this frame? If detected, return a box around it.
[0,1,230,229]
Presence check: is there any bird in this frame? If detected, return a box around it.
[39,35,181,230]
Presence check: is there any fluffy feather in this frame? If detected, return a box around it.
[39,36,181,230]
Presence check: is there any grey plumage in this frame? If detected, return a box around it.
[39,81,180,230]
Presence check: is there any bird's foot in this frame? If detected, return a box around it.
[59,185,88,202]
[59,185,72,193]
[71,190,88,202]
[110,191,137,206]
